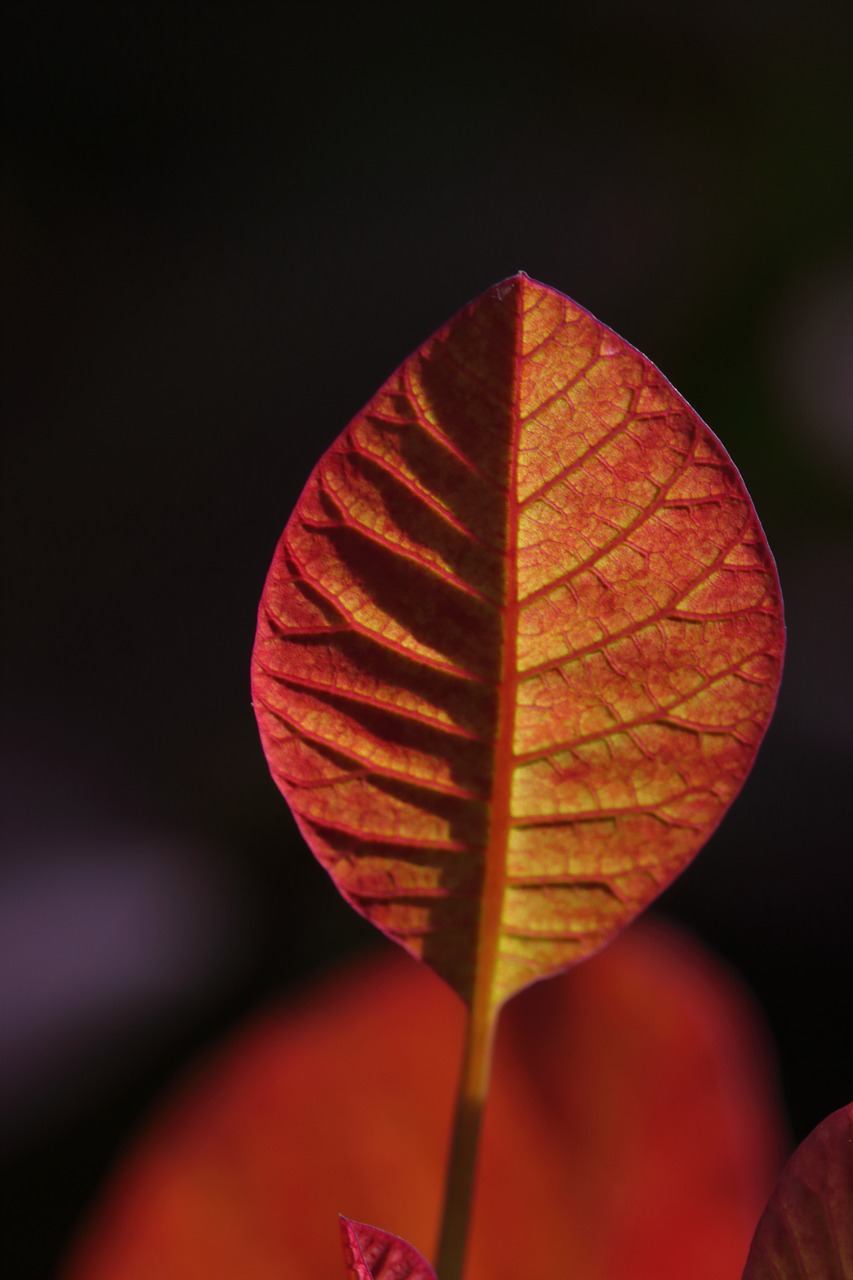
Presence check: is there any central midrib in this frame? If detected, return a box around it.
[469,276,525,1032]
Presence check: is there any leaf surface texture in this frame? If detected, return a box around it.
[341,1217,437,1280]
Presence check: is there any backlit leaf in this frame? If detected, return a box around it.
[341,1217,437,1280]
[742,1102,853,1280]
[252,274,784,1011]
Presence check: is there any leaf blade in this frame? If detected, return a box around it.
[340,1217,438,1280]
[252,274,784,1009]
[742,1103,853,1280]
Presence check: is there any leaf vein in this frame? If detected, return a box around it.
[257,666,486,743]
[280,546,491,685]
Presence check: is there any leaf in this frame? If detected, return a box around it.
[340,1217,437,1280]
[62,921,787,1280]
[252,274,784,1011]
[742,1102,853,1280]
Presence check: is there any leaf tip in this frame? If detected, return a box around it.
[339,1215,438,1280]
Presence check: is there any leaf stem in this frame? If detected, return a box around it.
[435,1000,498,1280]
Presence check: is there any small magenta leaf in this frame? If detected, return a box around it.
[742,1102,853,1280]
[341,1216,437,1280]
[252,274,785,1017]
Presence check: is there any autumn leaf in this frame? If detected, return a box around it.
[742,1102,853,1279]
[61,921,787,1280]
[252,273,784,1018]
[341,1217,437,1280]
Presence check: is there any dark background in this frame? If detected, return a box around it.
[3,4,852,1276]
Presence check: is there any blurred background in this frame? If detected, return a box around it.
[3,3,852,1275]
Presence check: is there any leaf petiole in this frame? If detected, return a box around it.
[435,1001,498,1280]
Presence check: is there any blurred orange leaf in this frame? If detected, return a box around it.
[252,274,784,1015]
[63,922,787,1280]
[742,1102,853,1279]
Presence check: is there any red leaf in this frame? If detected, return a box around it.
[742,1102,853,1279]
[62,922,786,1280]
[340,1217,437,1280]
[252,274,784,1014]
